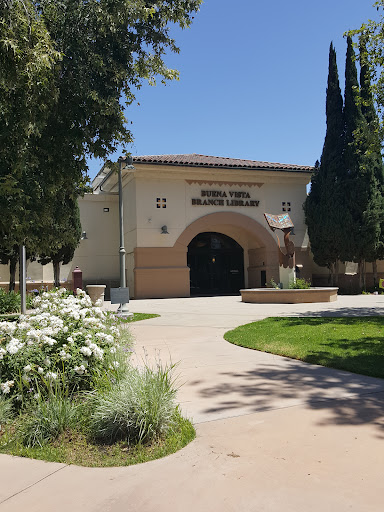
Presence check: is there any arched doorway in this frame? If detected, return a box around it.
[187,232,245,295]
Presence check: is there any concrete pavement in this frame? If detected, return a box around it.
[1,294,384,511]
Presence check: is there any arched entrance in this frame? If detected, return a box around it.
[187,232,245,295]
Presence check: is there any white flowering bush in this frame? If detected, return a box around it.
[0,289,126,404]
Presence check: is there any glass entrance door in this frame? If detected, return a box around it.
[187,232,245,295]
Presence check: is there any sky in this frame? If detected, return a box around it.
[87,0,380,181]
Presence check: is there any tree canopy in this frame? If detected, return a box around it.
[0,0,201,284]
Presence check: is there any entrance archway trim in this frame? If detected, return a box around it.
[174,212,277,251]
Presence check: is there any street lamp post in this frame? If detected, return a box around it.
[117,156,134,316]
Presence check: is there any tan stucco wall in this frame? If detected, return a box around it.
[1,163,314,298]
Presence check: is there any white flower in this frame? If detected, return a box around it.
[109,361,120,369]
[0,321,17,335]
[110,347,117,354]
[0,348,6,360]
[1,380,14,394]
[23,364,32,372]
[6,338,24,355]
[45,372,57,380]
[38,367,44,374]
[43,358,51,366]
[80,346,92,357]
[74,364,86,375]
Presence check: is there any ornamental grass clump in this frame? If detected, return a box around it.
[18,393,80,447]
[90,363,178,444]
[0,288,130,405]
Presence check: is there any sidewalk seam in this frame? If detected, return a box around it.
[0,464,69,506]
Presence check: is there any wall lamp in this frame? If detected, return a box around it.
[161,225,169,234]
[80,231,88,240]
[120,155,135,170]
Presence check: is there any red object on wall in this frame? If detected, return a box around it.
[72,267,83,293]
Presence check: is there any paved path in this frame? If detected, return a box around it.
[1,295,384,511]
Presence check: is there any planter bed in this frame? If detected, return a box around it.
[240,287,338,304]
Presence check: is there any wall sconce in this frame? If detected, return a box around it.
[80,231,88,240]
[161,225,169,234]
[119,155,135,170]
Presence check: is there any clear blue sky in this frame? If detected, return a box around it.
[87,0,379,181]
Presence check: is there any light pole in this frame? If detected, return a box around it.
[117,155,134,316]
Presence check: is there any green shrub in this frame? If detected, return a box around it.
[89,363,178,444]
[18,394,80,447]
[289,278,311,289]
[0,289,20,314]
[0,288,129,405]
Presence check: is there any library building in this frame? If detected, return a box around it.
[1,154,376,298]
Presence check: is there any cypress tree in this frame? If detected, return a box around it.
[304,43,345,284]
[359,35,384,287]
[342,36,383,290]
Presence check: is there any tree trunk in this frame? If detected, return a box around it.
[53,260,60,288]
[9,257,17,292]
[372,260,378,290]
[358,260,364,292]
[334,260,339,286]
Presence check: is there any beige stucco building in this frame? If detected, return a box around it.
[4,153,355,297]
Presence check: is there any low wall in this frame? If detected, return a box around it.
[241,287,338,304]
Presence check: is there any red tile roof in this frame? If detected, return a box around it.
[125,154,313,172]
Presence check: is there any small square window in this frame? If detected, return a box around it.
[156,198,167,209]
[282,201,291,212]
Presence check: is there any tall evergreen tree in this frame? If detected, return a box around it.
[342,36,383,290]
[304,43,345,284]
[359,35,384,287]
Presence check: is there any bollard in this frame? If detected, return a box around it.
[72,266,83,293]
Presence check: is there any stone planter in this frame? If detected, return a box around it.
[240,287,338,304]
[86,285,106,305]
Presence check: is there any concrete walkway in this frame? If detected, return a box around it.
[1,295,384,511]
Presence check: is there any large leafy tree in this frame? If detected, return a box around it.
[0,0,59,195]
[350,1,384,135]
[304,43,345,284]
[0,0,201,287]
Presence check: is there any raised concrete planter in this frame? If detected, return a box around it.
[86,284,106,305]
[240,287,338,304]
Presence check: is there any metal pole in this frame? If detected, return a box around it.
[118,162,130,316]
[19,245,26,314]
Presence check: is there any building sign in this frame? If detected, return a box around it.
[191,190,259,207]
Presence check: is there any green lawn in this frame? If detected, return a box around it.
[0,411,195,467]
[117,313,160,323]
[224,316,384,379]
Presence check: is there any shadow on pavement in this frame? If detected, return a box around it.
[191,360,384,433]
[286,306,384,317]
